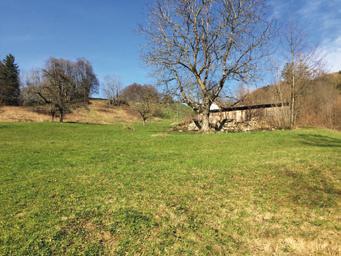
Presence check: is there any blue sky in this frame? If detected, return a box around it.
[0,0,153,94]
[269,0,341,71]
[0,0,340,96]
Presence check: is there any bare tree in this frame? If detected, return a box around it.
[39,59,74,122]
[75,58,99,104]
[21,69,58,120]
[22,70,45,105]
[121,84,160,125]
[141,0,272,132]
[36,58,99,122]
[103,76,123,106]
[281,23,323,128]
[235,83,250,102]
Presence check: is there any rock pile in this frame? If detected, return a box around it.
[185,118,273,132]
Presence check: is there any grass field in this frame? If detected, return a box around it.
[0,122,340,255]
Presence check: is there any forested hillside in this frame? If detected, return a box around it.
[239,72,341,129]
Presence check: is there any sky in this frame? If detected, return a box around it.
[0,0,340,96]
[269,0,341,72]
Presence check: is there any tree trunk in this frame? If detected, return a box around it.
[290,73,295,129]
[59,109,64,123]
[201,110,210,133]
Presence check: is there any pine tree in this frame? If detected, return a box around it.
[0,54,20,105]
[0,60,4,105]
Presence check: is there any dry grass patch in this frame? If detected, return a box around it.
[0,100,139,124]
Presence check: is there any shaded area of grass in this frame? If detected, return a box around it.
[0,123,340,255]
[298,133,341,148]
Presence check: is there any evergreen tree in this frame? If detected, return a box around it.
[0,54,20,105]
[0,60,4,104]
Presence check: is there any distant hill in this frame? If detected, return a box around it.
[240,72,340,103]
[238,72,341,129]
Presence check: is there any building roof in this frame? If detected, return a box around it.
[210,102,289,113]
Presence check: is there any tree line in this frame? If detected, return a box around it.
[22,58,165,123]
[0,55,101,122]
[0,54,169,124]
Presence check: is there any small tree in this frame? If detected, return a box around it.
[73,58,99,104]
[281,23,323,128]
[103,76,123,106]
[36,58,99,122]
[39,59,74,122]
[121,84,160,124]
[0,54,20,105]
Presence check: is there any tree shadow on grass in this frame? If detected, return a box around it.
[298,134,341,148]
[0,124,11,129]
[285,169,341,208]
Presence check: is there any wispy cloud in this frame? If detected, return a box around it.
[297,0,323,17]
[319,36,341,72]
[269,0,341,36]
[270,0,340,71]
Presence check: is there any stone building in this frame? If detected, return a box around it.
[188,102,290,132]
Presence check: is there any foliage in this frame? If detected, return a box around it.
[0,122,340,255]
[0,54,20,105]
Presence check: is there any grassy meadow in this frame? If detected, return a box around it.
[0,122,340,255]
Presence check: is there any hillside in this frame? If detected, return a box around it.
[240,72,341,104]
[238,72,341,129]
[0,99,194,126]
[0,100,139,124]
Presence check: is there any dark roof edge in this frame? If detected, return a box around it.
[210,102,289,113]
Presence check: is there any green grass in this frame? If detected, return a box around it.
[0,122,340,255]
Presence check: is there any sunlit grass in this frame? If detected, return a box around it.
[0,122,340,255]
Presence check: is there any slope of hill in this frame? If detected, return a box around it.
[0,100,194,125]
[238,72,341,129]
[240,72,340,104]
[0,100,139,124]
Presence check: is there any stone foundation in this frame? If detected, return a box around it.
[185,106,289,132]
